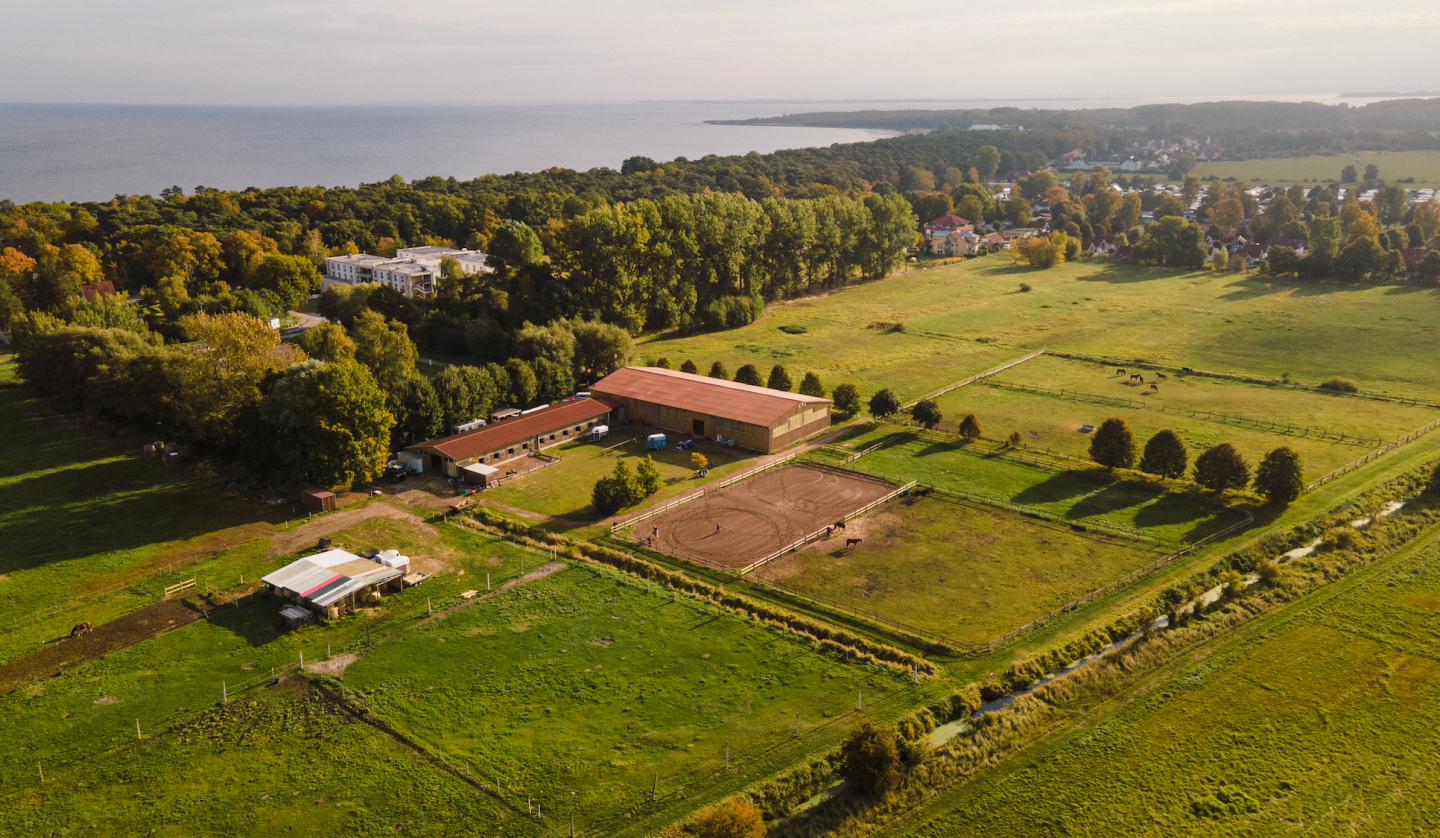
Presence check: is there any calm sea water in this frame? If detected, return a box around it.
[0,95,1377,204]
[0,102,908,204]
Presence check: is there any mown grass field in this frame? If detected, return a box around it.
[1187,149,1440,187]
[482,430,752,523]
[635,258,1440,404]
[752,493,1167,644]
[840,428,1244,544]
[928,355,1438,482]
[335,564,915,837]
[884,512,1440,837]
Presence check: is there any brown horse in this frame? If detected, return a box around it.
[1156,372,1167,380]
[1115,368,1126,376]
[845,537,863,547]
[70,622,92,637]
[1150,383,1159,391]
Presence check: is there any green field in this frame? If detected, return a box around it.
[1187,150,1440,187]
[927,355,1438,482]
[337,564,913,837]
[636,258,1440,404]
[8,684,511,836]
[752,493,1167,644]
[842,429,1244,545]
[884,504,1440,837]
[0,349,289,660]
[482,430,753,524]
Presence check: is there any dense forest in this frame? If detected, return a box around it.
[714,99,1440,158]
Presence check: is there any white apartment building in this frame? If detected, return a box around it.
[323,246,491,299]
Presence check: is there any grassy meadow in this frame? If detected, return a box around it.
[841,428,1244,545]
[925,355,1438,482]
[0,348,291,659]
[883,510,1440,838]
[752,493,1167,644]
[1187,149,1440,187]
[336,564,916,837]
[636,258,1440,404]
[482,430,752,524]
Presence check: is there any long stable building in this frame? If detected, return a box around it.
[590,367,831,453]
[404,397,618,485]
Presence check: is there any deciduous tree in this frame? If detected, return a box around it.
[1089,417,1137,470]
[840,721,902,798]
[767,364,793,391]
[798,371,825,397]
[1139,429,1189,479]
[868,388,900,420]
[832,383,862,416]
[911,399,942,430]
[1253,447,1303,504]
[957,412,982,440]
[733,363,762,386]
[1193,443,1251,492]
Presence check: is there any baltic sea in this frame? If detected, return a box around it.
[0,101,908,204]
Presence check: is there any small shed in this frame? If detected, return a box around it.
[301,487,336,513]
[262,548,405,620]
[461,462,500,488]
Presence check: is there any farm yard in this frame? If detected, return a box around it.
[640,463,898,571]
[928,354,1439,483]
[480,428,752,527]
[883,504,1440,838]
[751,493,1169,645]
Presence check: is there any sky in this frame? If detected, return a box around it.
[4,0,1439,105]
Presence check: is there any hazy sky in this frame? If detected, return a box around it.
[5,0,1438,105]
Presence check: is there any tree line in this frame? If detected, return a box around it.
[5,296,638,488]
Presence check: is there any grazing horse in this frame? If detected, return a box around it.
[70,622,92,637]
[1150,383,1160,391]
[1156,373,1167,380]
[833,520,846,530]
[845,537,863,547]
[1129,374,1140,382]
[1136,374,1144,383]
[1115,368,1126,376]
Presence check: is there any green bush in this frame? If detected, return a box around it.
[1318,377,1359,393]
[778,324,808,335]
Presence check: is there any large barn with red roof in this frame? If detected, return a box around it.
[590,367,832,453]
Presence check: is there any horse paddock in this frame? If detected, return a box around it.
[642,463,895,571]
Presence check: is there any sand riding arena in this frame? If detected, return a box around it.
[637,463,900,572]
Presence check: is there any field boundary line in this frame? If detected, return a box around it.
[902,349,1046,409]
[986,380,1388,446]
[1045,349,1440,409]
[1306,416,1440,490]
[608,452,799,535]
[737,479,917,576]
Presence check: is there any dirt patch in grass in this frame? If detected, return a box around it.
[0,597,204,694]
[511,623,531,633]
[306,652,359,677]
[267,501,436,558]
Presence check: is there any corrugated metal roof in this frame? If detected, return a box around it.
[262,549,402,608]
[406,398,618,462]
[590,367,830,427]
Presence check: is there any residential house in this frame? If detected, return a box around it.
[1083,237,1117,255]
[1056,149,1087,169]
[922,214,974,251]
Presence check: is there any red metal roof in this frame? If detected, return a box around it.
[590,367,829,427]
[406,397,618,461]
